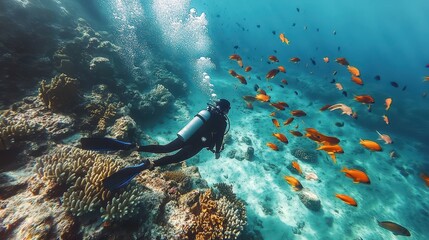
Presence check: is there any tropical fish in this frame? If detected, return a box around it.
[360,139,382,151]
[289,130,303,137]
[277,66,286,73]
[376,130,393,144]
[305,128,340,145]
[267,142,279,151]
[323,57,329,63]
[291,110,307,117]
[351,75,364,85]
[341,167,370,184]
[273,133,288,144]
[257,88,267,95]
[317,144,343,163]
[354,95,375,104]
[335,57,349,66]
[283,176,303,191]
[290,57,301,63]
[268,55,279,62]
[390,150,399,159]
[305,172,319,181]
[335,83,343,91]
[335,194,357,207]
[281,79,288,85]
[270,102,289,110]
[272,118,281,128]
[255,94,270,102]
[385,98,392,110]
[424,76,429,82]
[377,220,411,236]
[279,33,290,44]
[243,95,257,102]
[244,66,252,72]
[291,161,302,175]
[328,103,354,117]
[390,81,399,88]
[420,173,429,187]
[228,69,238,77]
[270,112,276,117]
[266,69,280,79]
[229,54,243,68]
[347,65,360,76]
[283,117,294,125]
[320,104,332,111]
[382,115,389,125]
[235,74,247,84]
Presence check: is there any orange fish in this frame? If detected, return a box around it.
[316,144,343,163]
[283,117,294,125]
[354,95,375,104]
[270,102,288,110]
[277,66,286,73]
[382,115,389,125]
[335,83,343,91]
[273,133,289,144]
[289,130,303,137]
[335,194,357,207]
[290,57,301,63]
[268,55,279,62]
[291,110,307,117]
[266,69,280,79]
[341,167,370,184]
[323,57,329,63]
[228,69,238,77]
[385,98,392,110]
[279,33,290,45]
[320,104,332,111]
[272,118,280,128]
[335,57,349,66]
[359,139,382,151]
[244,66,252,72]
[351,75,364,85]
[305,128,340,145]
[229,54,243,68]
[281,79,288,85]
[267,142,279,151]
[283,176,303,191]
[235,74,247,85]
[270,112,276,117]
[423,76,429,82]
[420,173,429,187]
[347,65,360,77]
[291,161,302,175]
[255,94,270,102]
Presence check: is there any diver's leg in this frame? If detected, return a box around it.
[138,137,184,153]
[153,144,204,167]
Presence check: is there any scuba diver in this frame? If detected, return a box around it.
[80,99,231,191]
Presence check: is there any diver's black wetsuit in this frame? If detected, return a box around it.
[138,109,227,167]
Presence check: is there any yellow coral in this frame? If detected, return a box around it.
[0,118,37,150]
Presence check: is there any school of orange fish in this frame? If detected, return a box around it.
[227,33,429,237]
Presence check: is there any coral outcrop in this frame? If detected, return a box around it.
[38,73,80,112]
[135,84,174,115]
[183,185,247,240]
[291,148,318,163]
[0,118,37,151]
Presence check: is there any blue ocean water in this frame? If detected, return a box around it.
[1,0,429,239]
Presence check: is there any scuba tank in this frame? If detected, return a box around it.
[177,109,211,141]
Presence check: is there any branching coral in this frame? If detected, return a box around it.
[35,145,144,222]
[183,188,247,240]
[0,117,37,150]
[85,93,120,133]
[38,73,80,112]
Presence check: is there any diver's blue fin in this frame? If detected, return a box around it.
[102,161,149,191]
[80,137,136,151]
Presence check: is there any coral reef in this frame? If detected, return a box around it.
[183,188,247,240]
[135,84,174,116]
[38,73,80,112]
[107,115,137,141]
[84,90,121,134]
[0,117,37,151]
[297,188,322,211]
[291,148,318,163]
